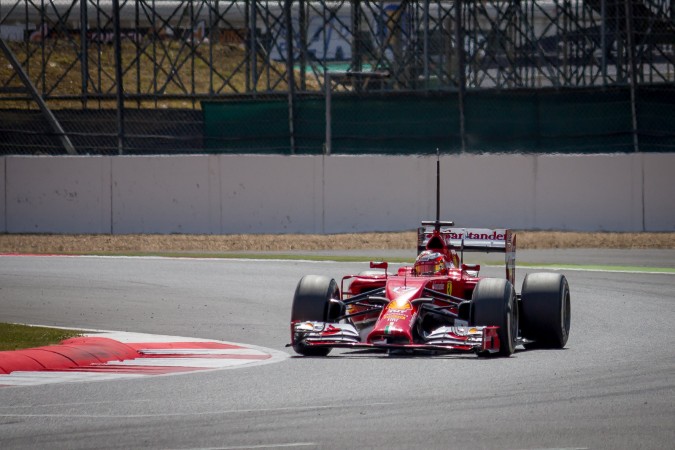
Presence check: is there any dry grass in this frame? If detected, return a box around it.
[1,39,315,110]
[1,231,674,255]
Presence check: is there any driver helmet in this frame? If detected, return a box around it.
[413,251,448,276]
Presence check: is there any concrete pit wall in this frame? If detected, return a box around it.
[2,153,674,234]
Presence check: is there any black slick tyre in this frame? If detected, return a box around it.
[520,273,571,349]
[290,275,340,356]
[470,278,518,357]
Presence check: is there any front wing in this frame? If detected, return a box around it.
[289,321,501,355]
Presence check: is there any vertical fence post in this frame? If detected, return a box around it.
[112,0,125,155]
[351,0,362,92]
[284,0,296,154]
[245,0,250,92]
[248,0,258,95]
[624,0,639,152]
[324,71,332,155]
[455,0,466,152]
[600,0,607,85]
[423,0,430,89]
[298,0,306,91]
[80,0,88,108]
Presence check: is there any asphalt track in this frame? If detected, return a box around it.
[1,252,674,449]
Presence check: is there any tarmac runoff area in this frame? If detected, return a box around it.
[0,330,288,387]
[1,248,673,386]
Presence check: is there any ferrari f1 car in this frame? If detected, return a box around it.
[289,222,571,357]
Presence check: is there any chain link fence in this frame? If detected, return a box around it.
[1,0,673,154]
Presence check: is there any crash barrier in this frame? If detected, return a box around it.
[1,153,673,234]
[203,86,675,154]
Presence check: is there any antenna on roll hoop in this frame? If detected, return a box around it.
[421,149,454,234]
[435,148,440,228]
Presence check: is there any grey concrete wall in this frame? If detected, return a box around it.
[2,154,674,234]
[533,154,644,231]
[111,156,220,234]
[644,154,675,231]
[219,155,322,233]
[5,156,111,233]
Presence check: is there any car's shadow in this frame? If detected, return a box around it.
[290,345,568,359]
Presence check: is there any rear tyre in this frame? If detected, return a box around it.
[520,273,571,349]
[470,278,517,357]
[290,275,340,356]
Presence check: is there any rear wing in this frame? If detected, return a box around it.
[417,226,516,284]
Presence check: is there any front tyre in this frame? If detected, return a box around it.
[291,275,340,356]
[520,273,571,349]
[470,278,518,357]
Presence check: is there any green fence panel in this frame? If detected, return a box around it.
[329,94,461,154]
[202,87,673,155]
[203,95,461,154]
[464,90,539,153]
[637,86,675,152]
[202,100,290,153]
[464,88,634,153]
[537,88,634,153]
[293,97,326,154]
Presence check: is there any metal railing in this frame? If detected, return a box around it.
[1,0,673,154]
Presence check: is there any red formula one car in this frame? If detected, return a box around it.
[289,221,571,357]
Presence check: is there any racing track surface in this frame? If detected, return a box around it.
[1,253,674,449]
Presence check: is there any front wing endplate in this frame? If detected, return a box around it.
[290,321,500,354]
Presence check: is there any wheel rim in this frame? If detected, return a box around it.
[561,284,571,340]
[510,295,518,348]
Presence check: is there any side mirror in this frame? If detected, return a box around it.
[462,263,480,276]
[370,261,389,271]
